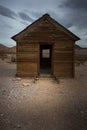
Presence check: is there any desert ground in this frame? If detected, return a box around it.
[0,59,87,130]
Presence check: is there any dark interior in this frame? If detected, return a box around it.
[40,44,52,74]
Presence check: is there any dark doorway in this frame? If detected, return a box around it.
[40,44,52,74]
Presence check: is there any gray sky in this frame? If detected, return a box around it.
[0,0,87,47]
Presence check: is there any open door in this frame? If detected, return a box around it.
[40,44,52,74]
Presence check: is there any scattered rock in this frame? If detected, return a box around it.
[2,89,6,95]
[17,124,21,128]
[22,83,30,87]
[0,113,4,117]
[16,77,21,81]
[3,89,6,92]
[12,77,21,81]
[80,110,84,114]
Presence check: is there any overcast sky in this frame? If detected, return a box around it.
[0,0,87,47]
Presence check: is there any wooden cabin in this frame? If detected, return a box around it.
[12,14,80,78]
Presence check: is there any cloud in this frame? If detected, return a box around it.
[58,0,87,29]
[30,11,43,19]
[0,0,87,47]
[63,0,87,10]
[18,12,34,22]
[0,5,17,19]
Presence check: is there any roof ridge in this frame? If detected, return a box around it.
[12,13,80,41]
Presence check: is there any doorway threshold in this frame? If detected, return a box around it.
[39,74,52,78]
[40,67,51,74]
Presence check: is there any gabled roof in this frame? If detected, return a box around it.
[12,13,80,41]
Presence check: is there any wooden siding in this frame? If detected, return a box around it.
[53,41,75,77]
[16,42,39,77]
[17,20,71,42]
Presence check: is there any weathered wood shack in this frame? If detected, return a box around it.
[12,14,80,78]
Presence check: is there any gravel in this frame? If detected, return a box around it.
[0,59,87,130]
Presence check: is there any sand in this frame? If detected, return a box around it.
[0,59,87,130]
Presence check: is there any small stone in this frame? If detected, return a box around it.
[15,77,21,81]
[23,83,30,87]
[2,90,6,95]
[3,89,6,92]
[17,124,21,128]
[0,113,4,117]
[80,111,84,114]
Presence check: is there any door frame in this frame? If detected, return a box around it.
[38,43,54,75]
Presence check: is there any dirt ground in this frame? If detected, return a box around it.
[0,59,87,130]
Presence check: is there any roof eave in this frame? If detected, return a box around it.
[11,13,80,42]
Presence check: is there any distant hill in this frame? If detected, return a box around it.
[0,44,9,53]
[0,44,16,54]
[75,44,82,49]
[75,44,87,62]
[75,44,87,49]
[8,46,16,54]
